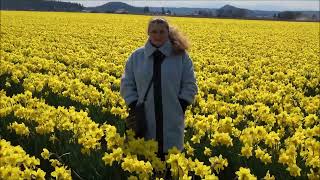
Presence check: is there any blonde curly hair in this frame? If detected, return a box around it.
[147,16,190,55]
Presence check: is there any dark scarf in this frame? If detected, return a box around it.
[152,49,166,160]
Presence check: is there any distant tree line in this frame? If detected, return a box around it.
[216,8,248,18]
[198,10,214,17]
[1,0,318,21]
[1,0,84,11]
[277,11,303,19]
[273,11,318,20]
[143,6,149,13]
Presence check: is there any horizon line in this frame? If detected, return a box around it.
[58,0,320,11]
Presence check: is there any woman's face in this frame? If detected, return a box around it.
[148,23,169,47]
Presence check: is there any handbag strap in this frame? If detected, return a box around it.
[142,74,154,102]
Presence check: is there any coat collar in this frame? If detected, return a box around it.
[144,37,173,59]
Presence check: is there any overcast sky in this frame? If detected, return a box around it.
[60,0,319,11]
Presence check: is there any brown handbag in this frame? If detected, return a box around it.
[125,74,154,138]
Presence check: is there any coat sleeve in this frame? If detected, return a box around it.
[178,52,198,105]
[120,53,139,106]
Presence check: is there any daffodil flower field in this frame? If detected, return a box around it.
[0,10,319,180]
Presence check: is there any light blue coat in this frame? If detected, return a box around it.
[120,38,198,153]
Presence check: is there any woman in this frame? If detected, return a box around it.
[120,17,198,163]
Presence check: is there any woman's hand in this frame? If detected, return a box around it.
[179,98,190,113]
[128,100,137,113]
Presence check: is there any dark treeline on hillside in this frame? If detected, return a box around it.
[277,11,316,20]
[1,0,84,11]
